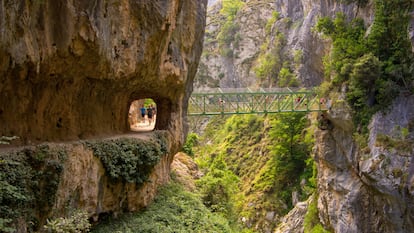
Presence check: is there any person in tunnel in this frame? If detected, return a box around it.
[147,105,154,125]
[140,105,146,123]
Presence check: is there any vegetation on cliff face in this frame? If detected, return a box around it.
[316,0,414,131]
[91,181,234,233]
[0,145,67,232]
[0,132,169,233]
[254,11,299,88]
[217,0,245,58]
[192,113,316,232]
[86,132,168,184]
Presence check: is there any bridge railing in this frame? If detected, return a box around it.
[188,89,327,116]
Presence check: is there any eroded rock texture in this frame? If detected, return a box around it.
[0,0,207,146]
[314,94,414,233]
[195,0,373,89]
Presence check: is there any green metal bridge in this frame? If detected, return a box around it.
[188,88,327,116]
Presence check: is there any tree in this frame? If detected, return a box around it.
[347,53,381,108]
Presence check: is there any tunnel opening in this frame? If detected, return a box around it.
[128,98,157,132]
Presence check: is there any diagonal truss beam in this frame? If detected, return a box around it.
[188,88,327,116]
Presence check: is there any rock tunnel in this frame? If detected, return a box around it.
[0,0,207,147]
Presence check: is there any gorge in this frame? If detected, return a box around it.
[1,0,414,233]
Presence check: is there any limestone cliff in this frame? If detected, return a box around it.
[0,0,207,232]
[313,93,414,233]
[195,0,373,89]
[0,0,207,146]
[195,1,414,232]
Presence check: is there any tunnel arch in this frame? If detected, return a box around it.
[127,95,172,132]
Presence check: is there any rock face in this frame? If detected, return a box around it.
[0,0,207,146]
[195,0,275,89]
[195,0,373,89]
[314,94,414,233]
[196,1,414,232]
[55,137,173,219]
[0,0,207,231]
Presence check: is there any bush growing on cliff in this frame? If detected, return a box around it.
[254,32,286,85]
[44,210,91,233]
[316,0,414,132]
[0,145,67,232]
[86,132,168,184]
[304,195,331,233]
[217,0,244,58]
[182,133,199,157]
[252,113,313,210]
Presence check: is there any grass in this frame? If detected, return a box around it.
[91,181,235,233]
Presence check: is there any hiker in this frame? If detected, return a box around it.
[147,105,154,125]
[140,105,146,123]
[151,104,157,121]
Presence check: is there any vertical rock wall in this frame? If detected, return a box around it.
[314,94,414,233]
[195,0,374,89]
[0,0,207,148]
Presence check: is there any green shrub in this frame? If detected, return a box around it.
[304,195,331,233]
[193,114,315,230]
[86,134,168,184]
[44,210,91,233]
[316,1,414,132]
[0,145,67,231]
[182,133,199,157]
[254,32,286,85]
[91,182,235,233]
[0,218,14,233]
[196,154,239,216]
[265,11,280,34]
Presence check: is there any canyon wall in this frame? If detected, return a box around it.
[0,0,207,231]
[313,93,414,233]
[195,0,373,89]
[0,0,207,146]
[197,1,414,232]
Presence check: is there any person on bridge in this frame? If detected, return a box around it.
[140,105,146,123]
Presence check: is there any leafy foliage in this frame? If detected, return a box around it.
[315,0,414,132]
[0,145,67,232]
[87,134,168,184]
[217,0,244,58]
[252,113,313,210]
[44,210,91,233]
[304,195,331,233]
[220,0,245,19]
[91,182,235,233]
[265,11,280,34]
[278,66,299,87]
[193,114,315,230]
[254,32,286,85]
[182,133,199,157]
[196,154,240,217]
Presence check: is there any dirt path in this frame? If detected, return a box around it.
[0,122,157,153]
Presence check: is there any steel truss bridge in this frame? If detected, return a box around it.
[188,88,327,116]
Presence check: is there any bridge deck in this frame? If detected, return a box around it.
[188,88,327,116]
